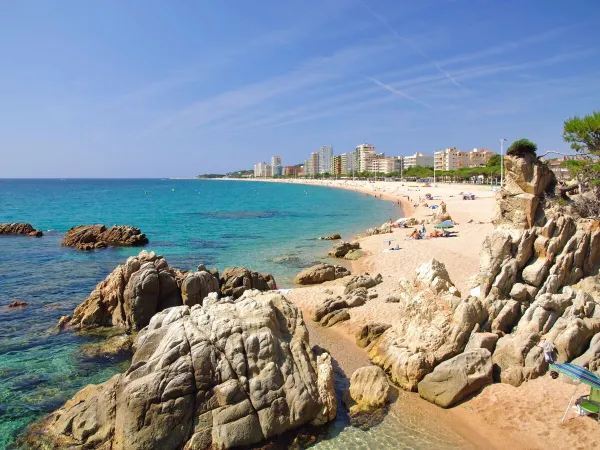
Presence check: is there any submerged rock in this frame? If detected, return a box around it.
[62,224,148,250]
[293,263,350,285]
[8,301,28,308]
[29,291,337,449]
[319,233,341,240]
[0,222,43,237]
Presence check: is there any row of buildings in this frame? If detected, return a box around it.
[253,145,497,178]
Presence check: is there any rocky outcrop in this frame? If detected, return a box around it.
[346,366,390,412]
[219,267,276,298]
[0,222,43,237]
[418,349,493,408]
[492,287,600,386]
[29,291,337,449]
[465,332,499,353]
[492,150,556,229]
[62,251,186,330]
[369,261,487,391]
[328,241,360,258]
[62,224,148,250]
[293,263,350,285]
[343,249,364,260]
[356,323,391,348]
[59,251,276,331]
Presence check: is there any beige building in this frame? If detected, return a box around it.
[403,152,434,168]
[434,148,470,171]
[469,148,496,167]
[354,143,376,172]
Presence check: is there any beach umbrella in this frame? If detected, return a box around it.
[434,221,454,229]
[550,363,600,422]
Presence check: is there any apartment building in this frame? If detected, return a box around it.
[331,155,342,176]
[434,148,470,171]
[468,148,496,167]
[403,152,434,168]
[354,143,376,172]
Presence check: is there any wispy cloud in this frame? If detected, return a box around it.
[365,76,432,108]
[363,3,462,89]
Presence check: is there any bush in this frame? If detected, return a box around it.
[572,192,600,218]
[507,139,537,157]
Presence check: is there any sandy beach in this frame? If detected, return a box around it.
[244,177,600,450]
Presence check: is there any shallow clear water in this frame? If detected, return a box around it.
[0,178,400,449]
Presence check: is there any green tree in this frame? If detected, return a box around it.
[563,110,600,155]
[486,154,501,167]
[507,139,537,157]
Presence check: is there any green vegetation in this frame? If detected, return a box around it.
[225,170,254,178]
[507,138,537,157]
[562,111,600,190]
[486,154,501,167]
[196,173,225,178]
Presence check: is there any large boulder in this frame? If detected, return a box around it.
[181,271,220,307]
[328,241,360,258]
[0,222,43,237]
[418,349,493,408]
[30,292,337,449]
[62,251,185,331]
[219,267,276,299]
[62,224,148,250]
[293,263,350,285]
[347,366,390,411]
[432,202,452,225]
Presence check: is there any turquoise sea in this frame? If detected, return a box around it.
[0,178,403,449]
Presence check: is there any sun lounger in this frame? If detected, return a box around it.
[576,387,600,421]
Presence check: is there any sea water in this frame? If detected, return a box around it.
[0,179,461,449]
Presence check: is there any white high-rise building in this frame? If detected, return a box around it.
[354,143,376,172]
[253,162,267,177]
[318,146,333,174]
[271,156,283,176]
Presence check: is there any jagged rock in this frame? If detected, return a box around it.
[418,349,493,408]
[356,323,391,348]
[492,152,556,229]
[8,301,28,308]
[493,288,600,386]
[181,271,220,307]
[293,264,350,285]
[415,259,460,296]
[328,241,360,258]
[369,293,487,391]
[465,333,499,353]
[343,274,383,294]
[347,366,389,411]
[319,233,341,240]
[219,267,276,299]
[30,292,337,449]
[313,298,347,322]
[0,222,43,237]
[62,224,148,250]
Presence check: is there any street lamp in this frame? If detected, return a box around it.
[499,138,507,187]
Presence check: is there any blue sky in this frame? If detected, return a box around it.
[1,0,599,177]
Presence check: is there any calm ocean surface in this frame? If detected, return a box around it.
[0,178,404,449]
